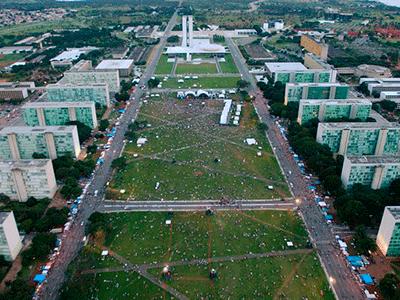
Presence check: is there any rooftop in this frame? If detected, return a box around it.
[286,82,348,88]
[318,121,398,130]
[23,101,95,109]
[50,47,97,62]
[265,62,307,73]
[95,59,134,70]
[0,212,11,224]
[0,125,77,135]
[46,83,108,89]
[345,155,400,165]
[0,159,52,169]
[386,206,400,220]
[166,39,226,55]
[300,98,371,105]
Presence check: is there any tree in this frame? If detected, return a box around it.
[22,233,56,265]
[380,100,397,112]
[32,152,47,159]
[0,278,35,300]
[66,121,91,143]
[337,200,369,228]
[115,91,129,102]
[111,157,126,170]
[87,144,97,154]
[352,226,376,255]
[167,35,179,43]
[236,79,250,90]
[148,78,160,89]
[99,119,110,131]
[379,273,400,300]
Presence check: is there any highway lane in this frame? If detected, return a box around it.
[227,38,364,299]
[39,8,180,300]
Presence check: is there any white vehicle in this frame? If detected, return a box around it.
[94,190,99,197]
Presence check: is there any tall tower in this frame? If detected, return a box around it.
[182,16,187,47]
[188,15,193,48]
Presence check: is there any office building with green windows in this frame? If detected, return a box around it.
[22,101,98,129]
[316,122,400,156]
[341,156,400,190]
[46,84,110,107]
[265,62,337,84]
[61,60,120,93]
[0,126,81,160]
[284,82,350,105]
[0,159,57,202]
[377,206,400,257]
[297,99,372,125]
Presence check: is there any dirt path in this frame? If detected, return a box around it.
[273,251,311,300]
[236,210,306,238]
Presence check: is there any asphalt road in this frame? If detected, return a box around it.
[38,8,180,300]
[226,38,364,299]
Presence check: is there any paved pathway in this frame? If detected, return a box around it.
[98,199,296,212]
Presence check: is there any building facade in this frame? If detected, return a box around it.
[377,206,400,257]
[46,84,110,107]
[23,101,98,129]
[300,35,329,60]
[316,122,400,156]
[0,159,57,202]
[297,99,371,125]
[341,156,400,189]
[359,78,400,96]
[265,62,336,84]
[284,82,349,104]
[61,69,120,93]
[0,126,81,160]
[0,82,35,100]
[0,212,22,261]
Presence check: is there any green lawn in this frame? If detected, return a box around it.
[175,62,217,74]
[220,54,239,73]
[61,271,172,300]
[155,55,174,74]
[102,211,308,264]
[159,76,240,89]
[154,253,334,300]
[60,210,333,300]
[108,98,289,200]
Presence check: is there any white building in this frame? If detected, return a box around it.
[166,15,226,61]
[95,59,134,77]
[377,206,400,256]
[50,47,98,68]
[0,212,22,261]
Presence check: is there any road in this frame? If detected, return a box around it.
[98,199,296,212]
[226,38,364,299]
[38,7,181,300]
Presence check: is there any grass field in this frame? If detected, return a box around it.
[175,62,218,74]
[61,210,333,300]
[107,97,289,200]
[155,253,334,299]
[158,76,241,89]
[154,55,174,74]
[220,54,239,73]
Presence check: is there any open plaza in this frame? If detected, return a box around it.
[61,210,334,300]
[106,95,289,201]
